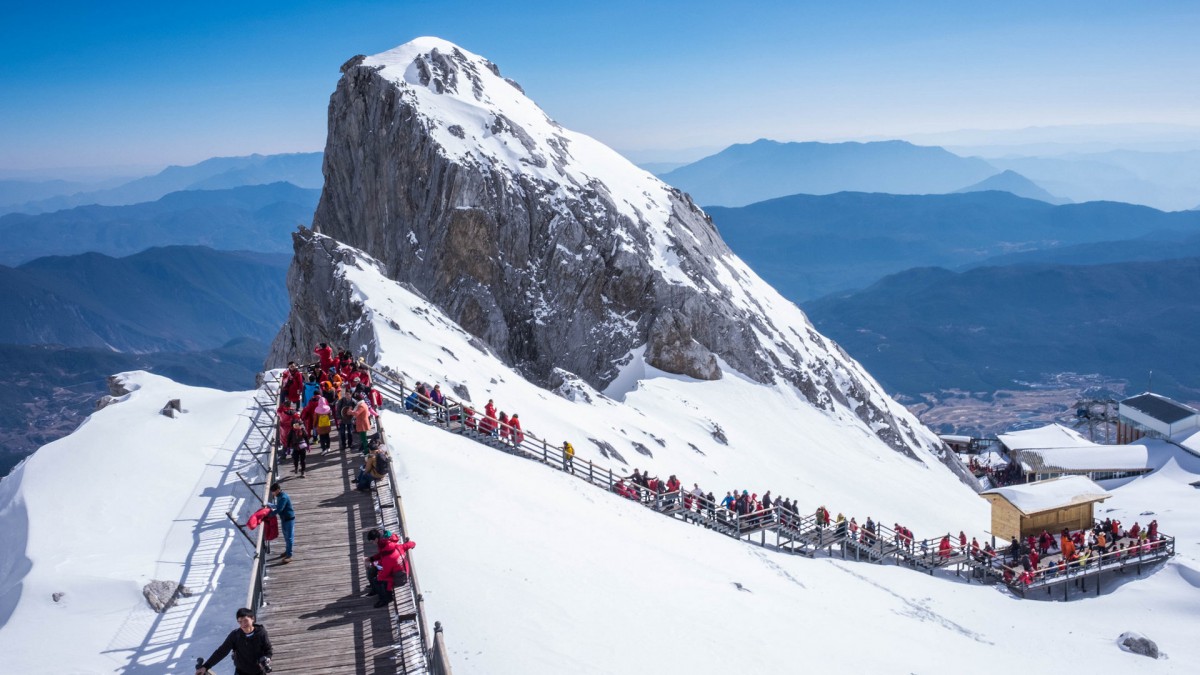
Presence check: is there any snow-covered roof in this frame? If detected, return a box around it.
[997,423,1093,452]
[940,434,972,444]
[1012,443,1152,473]
[981,475,1109,515]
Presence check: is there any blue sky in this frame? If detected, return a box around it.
[2,0,1199,171]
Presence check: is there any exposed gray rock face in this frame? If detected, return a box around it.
[270,37,957,466]
[268,230,383,365]
[645,310,721,381]
[97,375,133,410]
[107,376,130,397]
[142,580,192,613]
[1118,632,1160,659]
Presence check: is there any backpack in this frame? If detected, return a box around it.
[374,453,391,475]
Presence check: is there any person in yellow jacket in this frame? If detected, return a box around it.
[562,441,576,474]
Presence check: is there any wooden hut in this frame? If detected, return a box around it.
[980,476,1109,542]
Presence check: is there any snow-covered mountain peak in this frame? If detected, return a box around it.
[298,37,965,465]
[361,38,673,232]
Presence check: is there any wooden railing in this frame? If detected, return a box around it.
[359,361,1175,601]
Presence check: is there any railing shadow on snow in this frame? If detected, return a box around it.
[108,384,279,673]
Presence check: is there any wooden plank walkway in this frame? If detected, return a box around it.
[257,441,412,674]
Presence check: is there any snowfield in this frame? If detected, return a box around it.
[0,372,266,673]
[392,411,1200,674]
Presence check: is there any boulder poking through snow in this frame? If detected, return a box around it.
[142,580,192,613]
[1118,632,1160,659]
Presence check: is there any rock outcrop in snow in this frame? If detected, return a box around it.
[269,36,950,461]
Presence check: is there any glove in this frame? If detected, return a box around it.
[259,656,273,672]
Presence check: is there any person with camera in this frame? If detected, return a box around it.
[195,607,273,674]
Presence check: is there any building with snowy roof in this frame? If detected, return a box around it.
[938,434,973,453]
[980,476,1110,541]
[1117,392,1200,444]
[996,423,1152,483]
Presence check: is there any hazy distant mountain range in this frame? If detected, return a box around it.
[987,150,1200,212]
[954,170,1069,204]
[0,246,290,351]
[710,191,1200,301]
[0,182,319,264]
[657,139,1200,211]
[0,152,322,214]
[659,139,999,206]
[802,258,1200,403]
[0,244,291,475]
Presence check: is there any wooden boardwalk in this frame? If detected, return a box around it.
[258,440,420,674]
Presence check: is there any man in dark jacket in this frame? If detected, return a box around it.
[336,389,355,451]
[196,607,272,674]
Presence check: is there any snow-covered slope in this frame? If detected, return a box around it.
[0,372,264,672]
[392,412,1200,674]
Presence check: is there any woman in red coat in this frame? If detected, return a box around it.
[938,534,953,559]
[299,396,320,436]
[371,539,417,608]
[482,400,498,436]
[313,342,334,371]
[509,413,524,445]
[280,363,304,405]
[498,412,511,443]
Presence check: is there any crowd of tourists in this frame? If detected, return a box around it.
[997,517,1168,586]
[402,383,531,448]
[603,462,1171,589]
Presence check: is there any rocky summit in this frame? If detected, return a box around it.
[270,37,948,461]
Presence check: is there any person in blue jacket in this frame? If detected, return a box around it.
[269,482,295,563]
[302,375,320,408]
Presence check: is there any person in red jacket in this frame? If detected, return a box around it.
[313,342,334,373]
[481,400,498,436]
[299,395,320,436]
[665,474,681,507]
[366,530,417,608]
[938,534,953,559]
[280,362,303,406]
[509,413,524,445]
[276,401,297,457]
[498,412,511,443]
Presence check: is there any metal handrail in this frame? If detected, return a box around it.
[354,361,1174,602]
[245,374,282,610]
[367,373,452,673]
